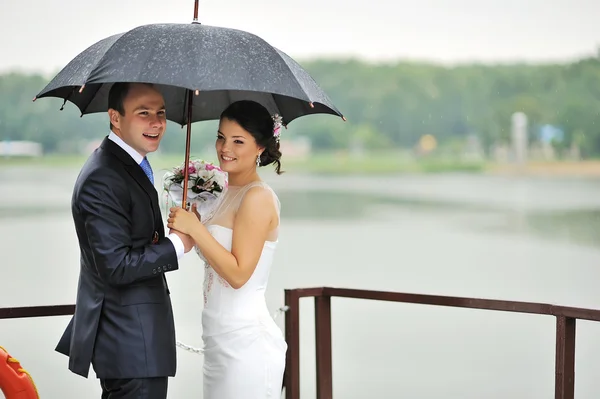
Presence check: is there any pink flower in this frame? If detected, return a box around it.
[205,163,216,171]
[188,165,196,174]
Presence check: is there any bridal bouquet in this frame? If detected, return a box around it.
[163,159,228,219]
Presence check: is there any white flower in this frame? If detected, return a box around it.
[192,160,203,173]
[214,172,227,188]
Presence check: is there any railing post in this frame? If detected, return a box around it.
[315,293,333,399]
[284,289,301,399]
[555,316,576,399]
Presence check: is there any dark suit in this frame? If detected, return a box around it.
[56,137,179,398]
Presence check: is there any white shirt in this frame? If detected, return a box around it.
[108,132,185,259]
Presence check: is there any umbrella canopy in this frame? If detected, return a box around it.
[34,22,344,126]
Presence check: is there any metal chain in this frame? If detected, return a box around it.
[176,340,205,355]
[176,305,290,355]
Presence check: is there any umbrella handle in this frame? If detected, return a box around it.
[181,90,194,209]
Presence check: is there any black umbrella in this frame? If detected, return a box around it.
[34,0,345,204]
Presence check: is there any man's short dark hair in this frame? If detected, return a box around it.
[108,82,155,130]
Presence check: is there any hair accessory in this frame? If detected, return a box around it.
[272,114,283,142]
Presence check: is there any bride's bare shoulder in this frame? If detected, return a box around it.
[240,184,276,207]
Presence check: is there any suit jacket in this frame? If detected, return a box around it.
[56,137,179,379]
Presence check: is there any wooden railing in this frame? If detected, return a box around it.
[283,287,600,399]
[0,305,75,320]
[3,287,600,399]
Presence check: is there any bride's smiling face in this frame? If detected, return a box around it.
[215,117,263,174]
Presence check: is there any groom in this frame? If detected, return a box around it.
[55,82,194,398]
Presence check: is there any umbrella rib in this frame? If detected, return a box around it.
[273,49,344,118]
[269,94,286,123]
[80,84,104,115]
[81,35,124,88]
[272,52,312,103]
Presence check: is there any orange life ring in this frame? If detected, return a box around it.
[0,345,39,399]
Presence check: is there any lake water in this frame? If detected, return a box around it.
[2,166,600,398]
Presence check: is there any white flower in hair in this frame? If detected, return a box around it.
[272,114,283,141]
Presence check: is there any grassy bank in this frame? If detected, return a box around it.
[282,152,484,174]
[488,160,600,177]
[0,152,486,175]
[5,151,600,177]
[6,152,600,176]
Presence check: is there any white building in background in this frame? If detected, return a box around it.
[0,141,43,157]
[511,112,528,165]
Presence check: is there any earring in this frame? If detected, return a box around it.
[256,154,261,167]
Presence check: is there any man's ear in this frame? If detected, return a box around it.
[108,109,120,130]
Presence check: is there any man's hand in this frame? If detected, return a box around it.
[170,229,195,253]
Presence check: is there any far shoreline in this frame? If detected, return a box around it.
[2,154,600,178]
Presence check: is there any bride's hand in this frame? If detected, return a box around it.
[167,206,200,235]
[191,203,201,221]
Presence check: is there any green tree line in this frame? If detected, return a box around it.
[1,56,600,157]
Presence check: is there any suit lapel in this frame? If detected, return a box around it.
[124,162,161,219]
[101,138,162,226]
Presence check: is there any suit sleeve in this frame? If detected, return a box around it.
[78,168,179,286]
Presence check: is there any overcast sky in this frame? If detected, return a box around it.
[2,0,600,74]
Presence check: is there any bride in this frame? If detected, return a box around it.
[167,100,287,398]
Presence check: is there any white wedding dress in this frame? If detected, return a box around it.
[195,181,287,399]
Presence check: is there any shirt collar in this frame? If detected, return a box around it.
[108,131,144,165]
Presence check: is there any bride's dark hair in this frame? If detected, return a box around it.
[220,100,284,175]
